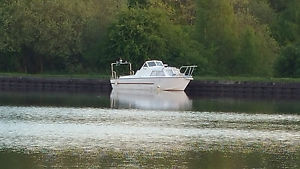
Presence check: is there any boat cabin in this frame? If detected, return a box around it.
[134,60,180,78]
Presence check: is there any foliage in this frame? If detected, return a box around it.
[106,5,207,70]
[195,0,240,75]
[275,43,300,77]
[128,0,150,8]
[0,0,83,73]
[271,0,299,46]
[161,0,197,25]
[0,0,298,78]
[194,0,278,76]
[0,0,121,73]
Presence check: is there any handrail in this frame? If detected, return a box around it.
[111,59,133,79]
[180,65,197,77]
[112,71,117,79]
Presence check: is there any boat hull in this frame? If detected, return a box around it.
[110,77,191,91]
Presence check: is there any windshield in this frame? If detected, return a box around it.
[156,62,163,66]
[148,62,156,67]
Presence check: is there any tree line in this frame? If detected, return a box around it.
[0,0,299,77]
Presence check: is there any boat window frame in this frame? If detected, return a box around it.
[156,61,163,66]
[166,69,174,76]
[147,61,156,67]
[142,63,148,68]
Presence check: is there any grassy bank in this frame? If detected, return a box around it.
[1,72,300,83]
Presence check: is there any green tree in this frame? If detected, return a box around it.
[234,28,258,75]
[195,0,239,75]
[161,0,197,25]
[234,2,279,76]
[271,0,299,45]
[128,0,150,8]
[80,0,125,72]
[248,0,276,25]
[106,6,207,71]
[0,0,86,73]
[106,8,166,69]
[0,0,121,73]
[275,43,300,77]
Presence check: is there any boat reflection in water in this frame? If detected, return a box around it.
[110,89,192,111]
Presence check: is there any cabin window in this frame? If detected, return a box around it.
[148,62,156,67]
[150,71,165,76]
[166,70,174,76]
[156,62,163,66]
[142,63,148,67]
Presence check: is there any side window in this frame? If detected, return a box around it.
[166,70,174,76]
[148,62,156,67]
[156,62,163,66]
[143,63,148,68]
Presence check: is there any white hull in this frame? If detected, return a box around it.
[110,77,192,91]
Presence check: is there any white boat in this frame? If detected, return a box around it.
[110,59,196,91]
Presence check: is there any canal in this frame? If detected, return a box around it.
[0,90,299,168]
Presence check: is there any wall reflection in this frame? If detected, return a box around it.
[110,89,192,111]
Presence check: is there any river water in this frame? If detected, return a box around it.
[0,90,299,169]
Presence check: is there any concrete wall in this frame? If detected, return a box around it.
[0,77,111,92]
[186,80,300,99]
[1,76,300,98]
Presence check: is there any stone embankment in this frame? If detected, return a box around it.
[0,76,110,92]
[0,76,299,98]
[185,80,300,98]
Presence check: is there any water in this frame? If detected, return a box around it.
[0,90,299,168]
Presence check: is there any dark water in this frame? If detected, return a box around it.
[0,90,299,169]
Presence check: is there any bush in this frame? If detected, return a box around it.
[274,43,300,77]
[105,6,208,72]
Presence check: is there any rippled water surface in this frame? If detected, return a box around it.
[0,90,299,168]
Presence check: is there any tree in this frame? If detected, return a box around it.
[128,0,150,8]
[271,0,299,46]
[106,5,207,71]
[0,0,122,73]
[161,0,197,25]
[80,0,125,72]
[195,0,239,75]
[275,43,300,77]
[248,0,276,25]
[106,8,166,69]
[0,0,86,73]
[234,3,279,76]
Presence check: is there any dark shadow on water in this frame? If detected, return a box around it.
[0,90,111,108]
[0,89,299,114]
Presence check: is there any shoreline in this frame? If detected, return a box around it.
[0,76,299,99]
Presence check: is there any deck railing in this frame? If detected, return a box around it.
[111,59,133,79]
[180,65,197,77]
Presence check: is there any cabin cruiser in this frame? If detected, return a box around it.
[110,60,197,91]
